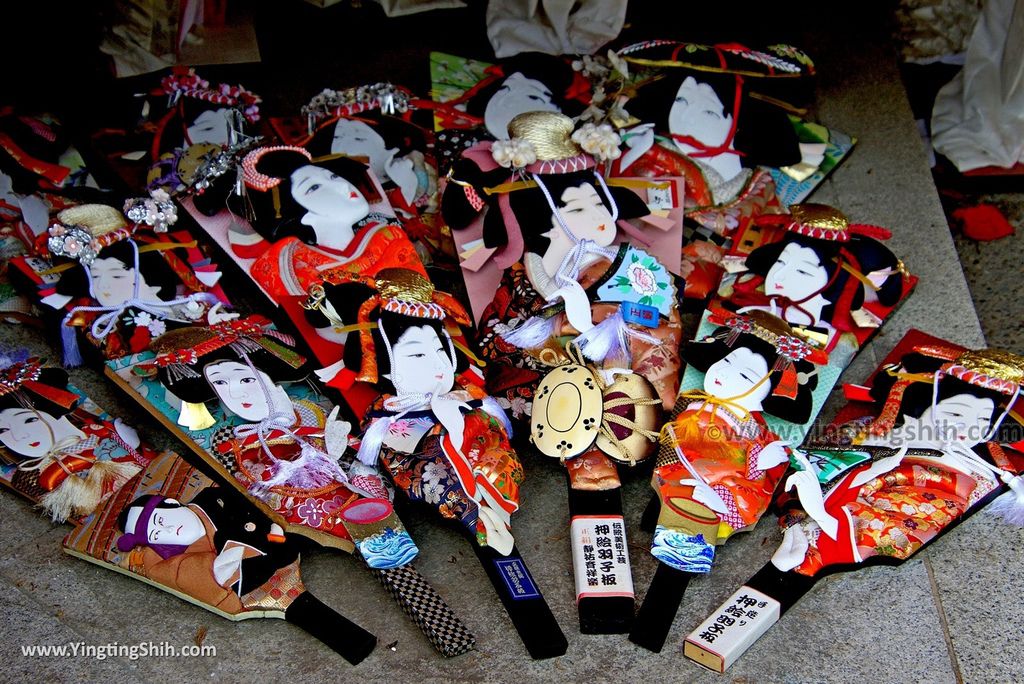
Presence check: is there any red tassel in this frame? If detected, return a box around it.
[953,204,1015,241]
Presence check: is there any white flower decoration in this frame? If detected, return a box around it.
[571,122,622,162]
[147,319,166,337]
[491,138,537,169]
[133,311,153,327]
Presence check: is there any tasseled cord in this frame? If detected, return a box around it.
[497,315,557,350]
[575,309,660,365]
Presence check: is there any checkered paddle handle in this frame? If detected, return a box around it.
[371,564,476,657]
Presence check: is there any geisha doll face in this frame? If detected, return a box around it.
[0,408,58,458]
[203,361,275,422]
[386,325,455,396]
[331,119,388,168]
[289,165,370,224]
[668,76,732,151]
[764,242,831,303]
[90,257,162,307]
[919,393,995,447]
[702,346,771,405]
[550,184,616,246]
[485,72,559,140]
[187,108,232,147]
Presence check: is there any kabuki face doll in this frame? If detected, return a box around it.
[149,318,308,432]
[122,497,207,549]
[385,324,457,397]
[702,346,773,411]
[667,76,739,180]
[203,360,281,422]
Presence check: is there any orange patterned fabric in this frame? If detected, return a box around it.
[793,458,995,577]
[250,220,425,299]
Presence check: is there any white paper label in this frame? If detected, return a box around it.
[646,185,675,211]
[570,515,634,602]
[684,585,781,673]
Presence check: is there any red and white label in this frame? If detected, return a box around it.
[570,515,634,602]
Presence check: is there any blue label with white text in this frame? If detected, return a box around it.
[621,301,660,328]
[494,558,541,600]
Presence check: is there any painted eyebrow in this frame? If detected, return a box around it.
[940,401,987,410]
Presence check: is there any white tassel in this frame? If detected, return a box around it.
[39,460,140,522]
[257,444,348,491]
[355,416,393,466]
[497,315,557,350]
[481,396,514,438]
[988,473,1024,526]
[576,310,630,364]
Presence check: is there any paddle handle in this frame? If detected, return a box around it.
[628,562,693,652]
[472,542,568,660]
[285,591,377,665]
[370,564,476,657]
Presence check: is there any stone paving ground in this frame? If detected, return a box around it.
[4,3,1023,683]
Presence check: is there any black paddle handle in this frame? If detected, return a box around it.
[472,542,568,660]
[285,591,377,665]
[628,562,694,652]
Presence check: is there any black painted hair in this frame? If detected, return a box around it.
[342,308,468,396]
[53,240,183,302]
[156,338,309,406]
[116,494,182,533]
[0,367,76,417]
[626,71,801,169]
[305,113,428,159]
[234,149,381,243]
[683,325,819,423]
[463,53,583,119]
[744,232,904,322]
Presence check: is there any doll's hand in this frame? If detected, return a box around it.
[785,452,838,539]
[207,303,240,324]
[679,478,730,515]
[754,440,791,471]
[770,522,810,572]
[619,123,655,172]
[113,418,141,450]
[324,406,352,457]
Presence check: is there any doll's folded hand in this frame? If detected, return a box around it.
[679,477,730,515]
[754,440,791,470]
[207,303,240,324]
[113,418,141,450]
[771,522,810,571]
[324,406,352,457]
[785,453,838,540]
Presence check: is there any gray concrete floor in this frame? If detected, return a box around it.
[5,8,1024,684]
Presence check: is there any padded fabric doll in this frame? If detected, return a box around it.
[0,358,153,521]
[611,41,814,302]
[308,267,523,555]
[432,53,590,173]
[149,67,261,160]
[444,111,684,418]
[147,317,392,503]
[30,203,228,365]
[774,348,1024,577]
[237,146,425,302]
[116,487,301,614]
[729,204,907,335]
[651,309,826,573]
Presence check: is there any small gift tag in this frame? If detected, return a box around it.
[621,301,660,329]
